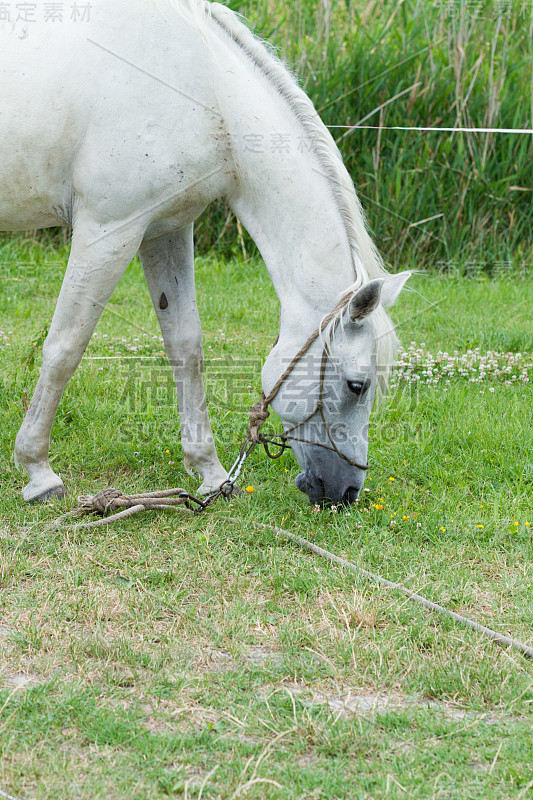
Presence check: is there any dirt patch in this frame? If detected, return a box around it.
[6,672,42,688]
[195,645,278,673]
[195,649,234,672]
[283,684,518,723]
[245,646,277,666]
[145,704,222,734]
[0,626,14,653]
[285,685,439,716]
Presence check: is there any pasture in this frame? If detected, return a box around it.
[1,0,532,797]
[1,235,532,798]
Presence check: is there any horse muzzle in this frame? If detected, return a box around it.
[295,468,363,506]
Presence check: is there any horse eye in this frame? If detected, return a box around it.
[347,379,370,396]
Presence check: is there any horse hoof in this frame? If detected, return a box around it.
[24,483,67,504]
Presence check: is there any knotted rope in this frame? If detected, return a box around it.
[49,487,210,530]
[247,399,270,443]
[48,395,277,532]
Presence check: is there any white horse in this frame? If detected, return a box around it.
[1,0,410,506]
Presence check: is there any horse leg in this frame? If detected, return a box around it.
[15,215,144,502]
[139,226,228,494]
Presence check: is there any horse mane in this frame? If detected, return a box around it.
[164,0,397,392]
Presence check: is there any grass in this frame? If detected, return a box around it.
[1,235,533,798]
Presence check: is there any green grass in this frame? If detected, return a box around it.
[1,236,533,798]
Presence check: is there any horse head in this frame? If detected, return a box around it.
[263,272,411,506]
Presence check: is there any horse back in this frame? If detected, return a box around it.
[0,1,232,233]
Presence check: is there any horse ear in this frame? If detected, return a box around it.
[380,271,411,308]
[348,279,384,323]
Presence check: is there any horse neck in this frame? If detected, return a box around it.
[228,134,359,337]
[211,34,358,336]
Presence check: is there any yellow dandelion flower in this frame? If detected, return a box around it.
[165,449,170,454]
[246,486,255,493]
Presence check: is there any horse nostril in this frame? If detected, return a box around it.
[295,471,327,505]
[342,486,360,505]
[295,472,308,492]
